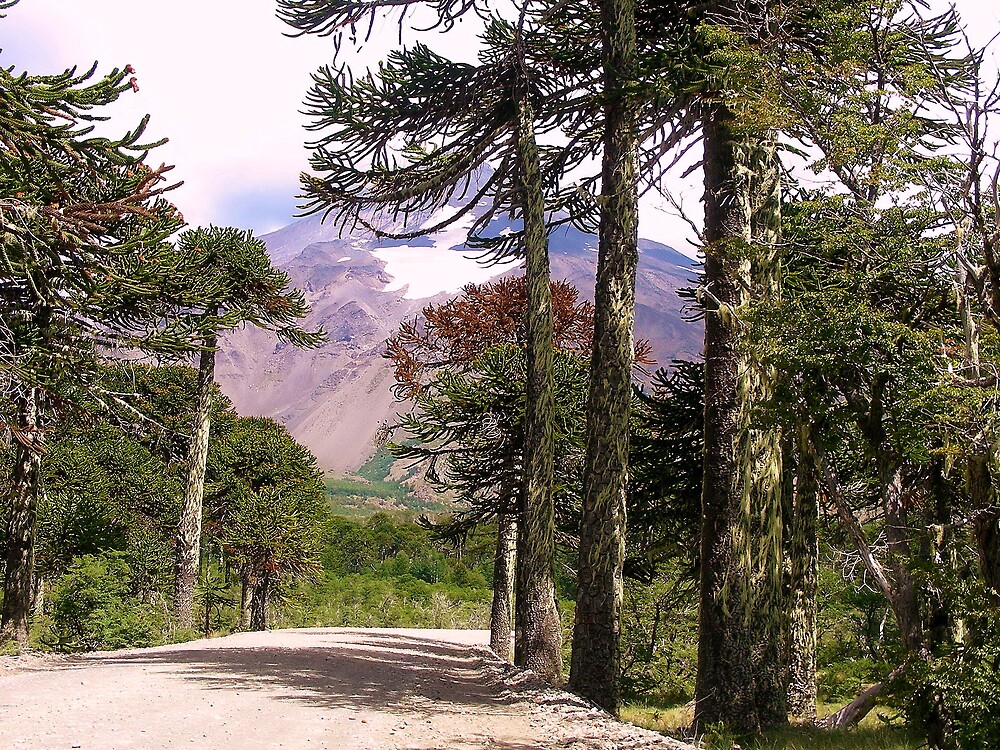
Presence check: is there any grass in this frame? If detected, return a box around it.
[323,474,453,517]
[621,701,921,750]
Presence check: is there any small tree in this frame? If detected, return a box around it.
[386,277,592,662]
[209,416,327,631]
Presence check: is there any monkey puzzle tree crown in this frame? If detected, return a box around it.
[175,226,325,346]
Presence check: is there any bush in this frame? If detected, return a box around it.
[620,573,699,705]
[896,582,1000,750]
[818,657,885,702]
[48,552,165,652]
[899,641,1000,748]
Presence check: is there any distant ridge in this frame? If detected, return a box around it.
[213,212,702,474]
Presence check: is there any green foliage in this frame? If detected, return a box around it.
[394,345,589,536]
[896,589,1000,750]
[37,419,181,586]
[628,361,704,580]
[284,573,489,630]
[222,484,327,583]
[172,226,325,347]
[354,446,402,483]
[326,475,400,500]
[47,552,165,652]
[620,567,698,704]
[281,514,492,630]
[210,416,329,606]
[816,557,900,700]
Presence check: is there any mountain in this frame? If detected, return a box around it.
[214,213,702,475]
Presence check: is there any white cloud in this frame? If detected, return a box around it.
[1,0,996,247]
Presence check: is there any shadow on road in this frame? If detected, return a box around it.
[43,630,524,717]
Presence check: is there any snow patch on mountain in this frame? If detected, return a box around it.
[370,209,521,299]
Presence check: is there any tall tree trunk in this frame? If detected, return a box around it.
[240,571,254,630]
[694,103,787,734]
[974,506,1000,597]
[491,513,518,663]
[787,425,819,721]
[248,571,269,631]
[1,388,43,649]
[513,88,563,683]
[882,463,925,655]
[173,330,217,628]
[568,0,639,716]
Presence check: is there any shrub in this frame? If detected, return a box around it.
[897,586,1000,750]
[48,552,164,652]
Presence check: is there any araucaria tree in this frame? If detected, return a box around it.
[210,416,328,631]
[568,0,641,715]
[170,226,323,629]
[280,2,573,682]
[385,277,593,663]
[0,49,194,647]
[692,15,786,734]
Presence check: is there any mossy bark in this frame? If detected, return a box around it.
[173,328,217,629]
[514,89,563,683]
[1,388,43,648]
[694,104,787,734]
[787,425,819,721]
[248,572,270,631]
[490,513,518,663]
[568,0,639,716]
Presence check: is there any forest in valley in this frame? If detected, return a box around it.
[3,0,1000,748]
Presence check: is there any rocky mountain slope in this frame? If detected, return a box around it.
[214,213,702,474]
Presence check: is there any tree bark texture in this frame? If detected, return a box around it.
[490,513,518,663]
[173,331,217,629]
[1,388,43,648]
[513,90,563,683]
[248,572,270,631]
[787,425,819,721]
[974,506,1000,596]
[568,0,639,716]
[882,463,925,654]
[694,103,787,734]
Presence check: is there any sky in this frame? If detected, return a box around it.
[2,0,999,251]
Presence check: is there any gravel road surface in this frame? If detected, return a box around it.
[1,627,693,750]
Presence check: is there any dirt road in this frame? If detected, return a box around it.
[0,628,692,750]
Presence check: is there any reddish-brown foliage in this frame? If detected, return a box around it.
[385,277,595,399]
[385,276,654,399]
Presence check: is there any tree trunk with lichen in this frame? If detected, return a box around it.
[248,571,270,631]
[490,513,517,663]
[694,101,787,734]
[787,425,819,721]
[568,0,639,716]
[975,506,1000,597]
[512,87,563,683]
[1,388,43,649]
[173,327,217,629]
